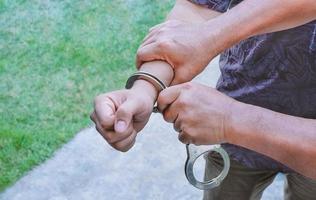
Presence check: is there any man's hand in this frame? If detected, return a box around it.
[90,89,154,152]
[136,20,220,85]
[157,82,236,145]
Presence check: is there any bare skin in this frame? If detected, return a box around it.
[91,0,215,152]
[157,82,316,179]
[91,0,316,179]
[137,0,316,85]
[91,61,173,152]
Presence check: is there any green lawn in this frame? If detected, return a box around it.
[0,0,173,191]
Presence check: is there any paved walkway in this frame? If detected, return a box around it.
[1,58,284,200]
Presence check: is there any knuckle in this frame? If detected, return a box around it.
[94,94,106,107]
[157,93,166,105]
[99,120,110,130]
[94,95,102,104]
[136,48,143,57]
[174,75,186,84]
[135,54,142,68]
[173,123,180,132]
[178,133,187,144]
[111,142,126,152]
[157,40,171,50]
[177,98,187,107]
[158,27,167,34]
[117,107,130,118]
[163,111,172,123]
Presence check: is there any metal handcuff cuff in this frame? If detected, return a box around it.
[125,71,230,190]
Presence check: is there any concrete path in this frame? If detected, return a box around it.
[1,57,284,200]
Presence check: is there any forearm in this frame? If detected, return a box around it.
[228,102,316,179]
[167,0,221,22]
[204,0,316,54]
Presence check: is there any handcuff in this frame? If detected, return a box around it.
[126,71,230,190]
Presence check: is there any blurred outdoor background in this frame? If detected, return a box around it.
[0,0,173,191]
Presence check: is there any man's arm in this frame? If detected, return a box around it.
[133,0,316,178]
[157,82,316,179]
[204,0,316,54]
[166,0,221,22]
[228,101,316,179]
[137,0,316,85]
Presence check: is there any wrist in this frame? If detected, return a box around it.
[203,14,248,55]
[224,100,252,144]
[130,79,158,103]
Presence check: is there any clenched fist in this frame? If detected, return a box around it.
[90,88,154,152]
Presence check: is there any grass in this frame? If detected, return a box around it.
[0,0,173,191]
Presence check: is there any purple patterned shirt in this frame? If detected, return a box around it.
[189,0,316,171]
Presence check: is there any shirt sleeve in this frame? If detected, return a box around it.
[187,0,232,13]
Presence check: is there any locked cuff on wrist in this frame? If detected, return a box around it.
[125,71,167,93]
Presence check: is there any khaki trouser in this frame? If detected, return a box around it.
[203,153,316,200]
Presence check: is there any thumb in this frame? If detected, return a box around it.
[157,84,182,112]
[114,98,140,133]
[136,43,162,69]
[170,67,192,86]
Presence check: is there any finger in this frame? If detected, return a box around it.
[94,111,134,143]
[140,36,156,50]
[149,23,164,32]
[93,110,134,144]
[142,31,154,44]
[95,123,105,136]
[163,104,179,123]
[136,43,162,69]
[90,111,97,123]
[141,22,167,46]
[157,84,183,112]
[141,23,167,48]
[173,116,181,132]
[94,95,116,130]
[100,123,134,144]
[91,111,111,134]
[170,68,192,86]
[140,30,157,48]
[114,98,141,134]
[111,129,137,152]
[178,130,190,144]
[149,20,175,32]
